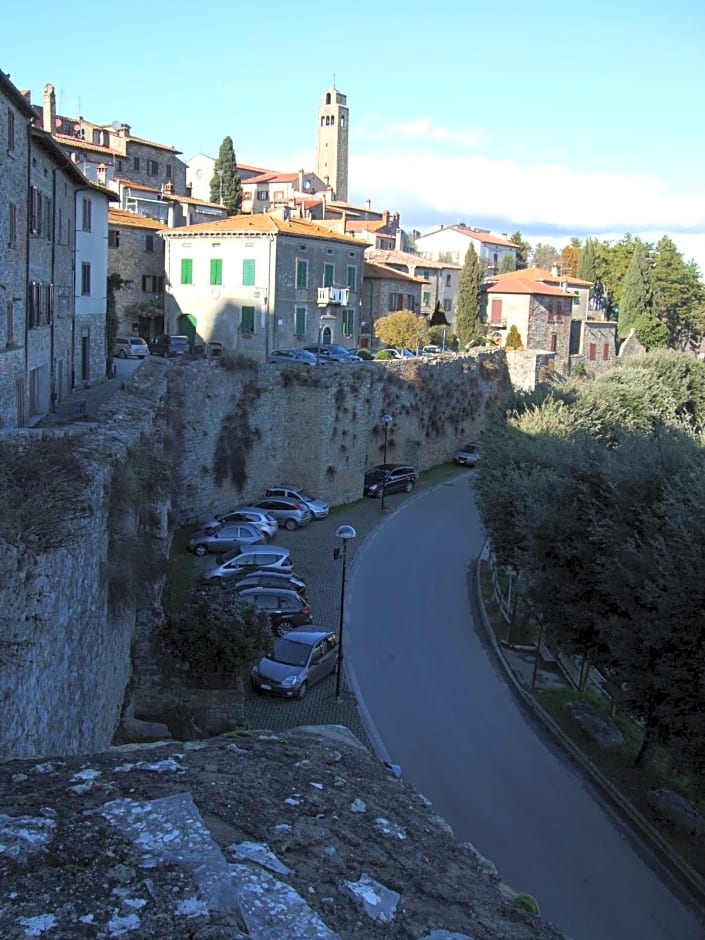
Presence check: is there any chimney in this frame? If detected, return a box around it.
[365,199,371,211]
[382,210,389,226]
[42,84,56,134]
[298,168,304,192]
[97,163,107,184]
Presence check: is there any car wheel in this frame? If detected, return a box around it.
[119,350,127,359]
[285,518,297,531]
[274,619,294,637]
[194,544,208,557]
[405,481,413,493]
[296,681,308,700]
[251,679,261,694]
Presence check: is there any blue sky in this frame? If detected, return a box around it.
[7,0,705,271]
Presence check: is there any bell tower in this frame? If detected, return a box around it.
[315,87,349,202]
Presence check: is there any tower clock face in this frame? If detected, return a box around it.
[196,169,203,179]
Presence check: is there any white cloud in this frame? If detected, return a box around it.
[356,116,485,149]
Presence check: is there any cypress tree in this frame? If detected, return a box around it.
[618,242,652,339]
[577,238,596,282]
[456,245,483,348]
[210,136,243,216]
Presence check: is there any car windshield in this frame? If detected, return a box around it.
[171,338,189,347]
[271,638,311,667]
[297,491,314,501]
[221,548,241,562]
[365,469,386,482]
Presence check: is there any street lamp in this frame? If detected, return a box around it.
[334,524,357,701]
[381,414,393,510]
[317,312,336,366]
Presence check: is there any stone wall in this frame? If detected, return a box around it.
[0,352,509,759]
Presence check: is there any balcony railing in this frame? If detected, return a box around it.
[317,287,349,306]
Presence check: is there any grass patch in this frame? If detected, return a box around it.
[163,525,200,615]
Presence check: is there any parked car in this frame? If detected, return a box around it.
[253,497,313,530]
[304,344,361,362]
[201,507,278,542]
[421,345,441,356]
[149,335,191,358]
[363,464,418,498]
[187,521,264,557]
[237,587,312,637]
[200,545,293,583]
[113,336,149,359]
[453,442,481,467]
[220,570,307,595]
[250,628,339,698]
[268,349,319,365]
[264,486,329,520]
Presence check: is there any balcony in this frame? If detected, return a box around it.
[317,287,349,306]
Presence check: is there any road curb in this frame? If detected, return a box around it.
[472,549,705,921]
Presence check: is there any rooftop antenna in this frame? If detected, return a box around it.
[333,72,336,89]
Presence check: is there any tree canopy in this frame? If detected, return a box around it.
[455,245,483,348]
[374,310,429,350]
[475,350,705,770]
[210,136,243,216]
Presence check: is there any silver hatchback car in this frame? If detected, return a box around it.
[264,486,329,520]
[201,545,294,583]
[254,497,313,530]
[201,507,278,541]
[187,521,265,557]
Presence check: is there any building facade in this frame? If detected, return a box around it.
[415,225,517,275]
[361,262,426,349]
[314,88,349,202]
[365,249,461,325]
[161,214,366,357]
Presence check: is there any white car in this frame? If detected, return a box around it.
[453,443,481,467]
[113,336,149,359]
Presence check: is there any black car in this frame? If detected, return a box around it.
[363,464,417,498]
[149,335,191,358]
[237,587,313,637]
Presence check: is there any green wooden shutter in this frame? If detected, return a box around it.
[295,306,306,335]
[181,258,193,285]
[242,259,255,286]
[210,258,222,285]
[241,306,255,332]
[342,309,354,334]
[347,265,357,291]
[324,263,334,287]
[296,259,307,289]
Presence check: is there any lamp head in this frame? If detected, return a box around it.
[336,524,357,541]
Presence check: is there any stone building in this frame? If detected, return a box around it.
[361,261,426,349]
[160,213,366,356]
[0,69,34,427]
[108,208,166,340]
[314,87,349,202]
[365,249,461,325]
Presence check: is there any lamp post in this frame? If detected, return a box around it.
[381,414,392,510]
[335,524,357,701]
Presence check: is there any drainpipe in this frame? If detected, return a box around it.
[266,233,275,357]
[49,167,57,411]
[24,126,32,420]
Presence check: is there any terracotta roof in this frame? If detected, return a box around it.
[108,208,164,230]
[244,171,298,185]
[363,261,426,284]
[53,133,123,156]
[419,226,517,249]
[489,266,593,287]
[89,182,119,202]
[159,213,367,246]
[164,193,224,208]
[115,178,161,194]
[346,219,390,233]
[125,134,181,154]
[486,278,577,298]
[366,249,458,270]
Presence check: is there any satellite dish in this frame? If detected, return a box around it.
[111,120,122,130]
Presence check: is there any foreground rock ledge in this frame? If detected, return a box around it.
[0,725,564,939]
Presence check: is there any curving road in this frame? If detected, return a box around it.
[345,475,704,940]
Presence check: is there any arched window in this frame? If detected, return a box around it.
[321,116,325,126]
[330,116,335,125]
[340,116,345,127]
[326,116,331,126]
[326,93,331,105]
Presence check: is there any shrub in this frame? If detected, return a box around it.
[514,894,540,916]
[158,589,272,678]
[356,348,373,360]
[504,325,523,351]
[374,349,395,360]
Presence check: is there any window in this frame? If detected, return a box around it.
[603,342,610,360]
[142,275,160,292]
[490,298,503,324]
[147,159,159,176]
[242,259,255,286]
[165,164,172,179]
[210,258,223,285]
[92,129,101,144]
[115,158,123,172]
[588,343,597,361]
[295,306,307,335]
[28,282,53,327]
[406,294,416,313]
[347,265,357,292]
[30,186,42,235]
[320,116,325,126]
[323,263,334,287]
[446,274,451,287]
[340,115,345,128]
[145,234,154,252]
[6,301,14,346]
[296,259,308,289]
[342,309,354,335]
[181,258,193,285]
[443,298,451,312]
[550,333,558,352]
[7,108,15,152]
[389,292,403,312]
[9,203,17,246]
[82,197,92,232]
[422,291,431,306]
[81,263,91,296]
[108,230,120,248]
[241,305,255,333]
[133,157,140,171]
[257,189,268,200]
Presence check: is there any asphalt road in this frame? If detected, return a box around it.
[345,474,705,940]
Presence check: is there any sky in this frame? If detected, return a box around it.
[6,0,705,272]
